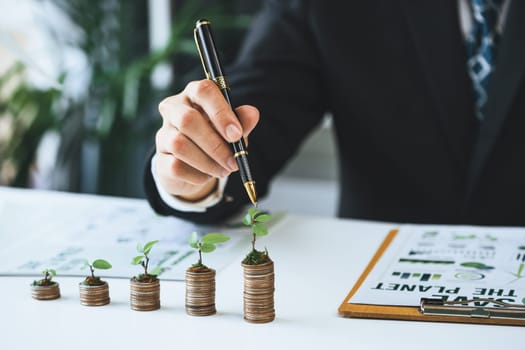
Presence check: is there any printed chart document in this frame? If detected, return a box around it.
[0,187,274,281]
[350,225,525,307]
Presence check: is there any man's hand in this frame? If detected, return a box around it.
[155,79,260,202]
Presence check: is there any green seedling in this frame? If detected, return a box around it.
[189,232,230,269]
[131,240,162,282]
[33,268,57,286]
[242,208,272,265]
[81,259,112,285]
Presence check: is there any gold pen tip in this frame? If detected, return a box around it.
[244,181,257,207]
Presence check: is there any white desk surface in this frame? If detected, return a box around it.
[1,188,521,350]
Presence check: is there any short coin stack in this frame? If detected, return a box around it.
[242,260,275,323]
[79,282,110,306]
[185,268,216,316]
[130,279,160,311]
[31,283,61,300]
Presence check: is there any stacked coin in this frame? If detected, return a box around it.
[185,268,216,316]
[31,283,61,300]
[242,260,275,323]
[79,281,110,306]
[130,279,160,311]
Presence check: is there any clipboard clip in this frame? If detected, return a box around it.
[420,298,525,320]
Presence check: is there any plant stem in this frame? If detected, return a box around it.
[144,255,149,275]
[198,249,202,266]
[251,217,256,251]
[89,265,95,279]
[44,271,50,284]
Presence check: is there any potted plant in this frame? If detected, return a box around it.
[241,208,275,323]
[130,240,162,311]
[186,231,230,316]
[79,259,112,306]
[31,268,60,300]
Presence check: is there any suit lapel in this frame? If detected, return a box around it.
[401,1,478,176]
[466,0,525,196]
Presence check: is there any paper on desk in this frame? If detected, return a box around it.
[350,224,525,306]
[0,188,274,281]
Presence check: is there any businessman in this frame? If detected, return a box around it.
[144,0,525,226]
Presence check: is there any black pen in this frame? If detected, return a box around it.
[194,19,258,206]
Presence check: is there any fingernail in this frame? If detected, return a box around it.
[225,124,241,142]
[228,157,238,172]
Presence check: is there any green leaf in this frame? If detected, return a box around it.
[242,213,252,226]
[200,243,216,253]
[136,243,144,253]
[80,260,89,270]
[149,266,163,276]
[143,240,159,255]
[92,259,112,270]
[48,269,57,276]
[254,214,272,223]
[189,232,199,248]
[202,233,230,244]
[248,207,260,218]
[131,255,144,265]
[253,223,268,236]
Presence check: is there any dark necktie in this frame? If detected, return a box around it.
[466,0,504,120]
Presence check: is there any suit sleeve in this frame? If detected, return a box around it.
[144,0,326,224]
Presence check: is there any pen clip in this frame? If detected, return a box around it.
[420,298,525,320]
[194,26,211,80]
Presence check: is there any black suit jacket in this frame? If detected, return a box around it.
[144,0,525,225]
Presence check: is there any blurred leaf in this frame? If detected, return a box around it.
[49,269,57,276]
[254,214,272,223]
[143,240,159,255]
[253,223,268,236]
[189,232,199,248]
[201,243,216,253]
[131,255,143,265]
[136,243,144,253]
[92,259,112,269]
[149,266,162,276]
[242,213,252,226]
[202,233,230,244]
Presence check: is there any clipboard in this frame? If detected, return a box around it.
[338,229,525,326]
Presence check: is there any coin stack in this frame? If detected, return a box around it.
[31,283,61,300]
[185,268,216,316]
[79,281,110,306]
[130,279,160,311]
[242,260,275,323]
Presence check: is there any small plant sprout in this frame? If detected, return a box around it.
[242,208,272,265]
[81,259,112,285]
[33,268,57,286]
[189,232,230,268]
[131,240,162,281]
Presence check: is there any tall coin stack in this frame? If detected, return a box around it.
[79,282,110,306]
[130,279,160,311]
[185,268,216,316]
[242,260,275,323]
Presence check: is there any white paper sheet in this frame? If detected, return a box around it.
[350,224,525,306]
[0,187,276,281]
